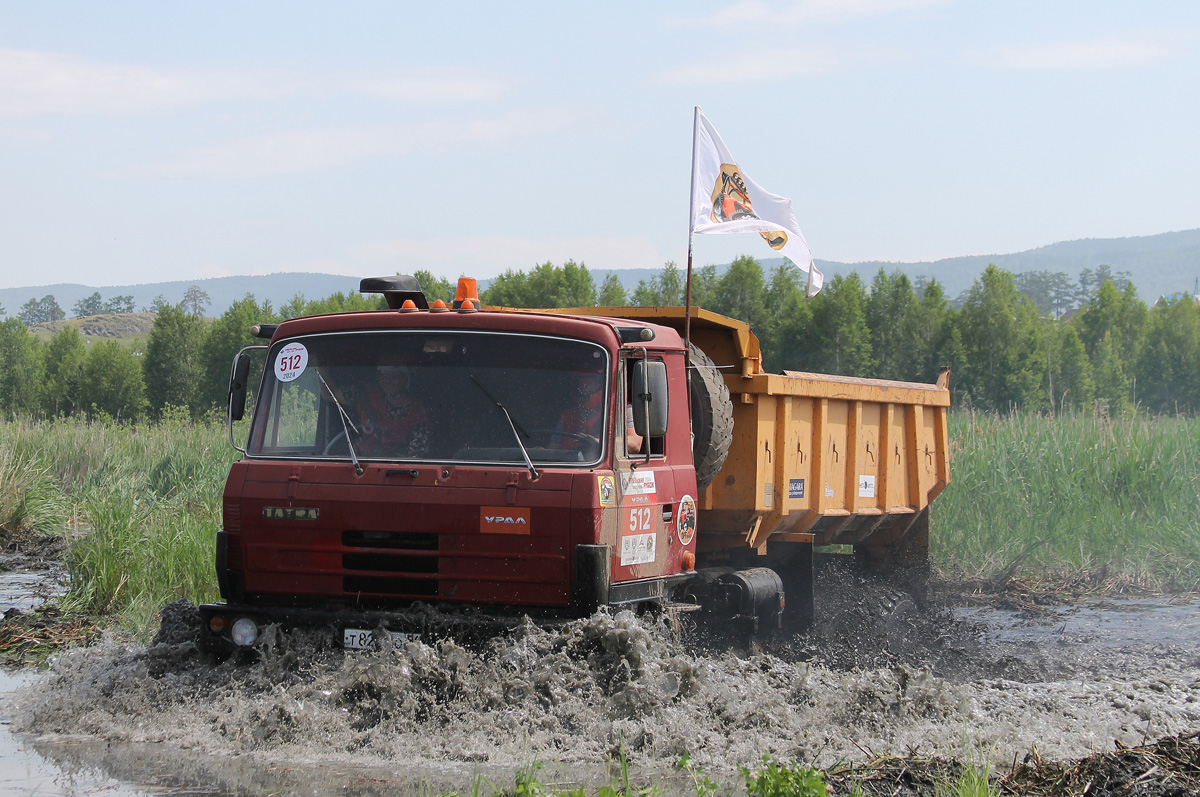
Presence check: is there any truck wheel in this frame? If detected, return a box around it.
[689,343,734,492]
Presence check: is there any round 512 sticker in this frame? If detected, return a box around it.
[275,342,308,382]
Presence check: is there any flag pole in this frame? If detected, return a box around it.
[685,106,699,353]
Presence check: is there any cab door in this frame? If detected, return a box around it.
[609,349,695,586]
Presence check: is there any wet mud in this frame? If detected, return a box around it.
[8,564,1200,795]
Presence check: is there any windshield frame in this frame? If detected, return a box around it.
[244,329,613,468]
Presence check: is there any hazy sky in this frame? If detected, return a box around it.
[2,1,1197,289]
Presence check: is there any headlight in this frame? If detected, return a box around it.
[230,617,260,647]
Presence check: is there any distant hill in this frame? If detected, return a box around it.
[0,273,353,324]
[3,229,1198,318]
[27,312,157,344]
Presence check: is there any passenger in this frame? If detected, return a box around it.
[625,404,644,454]
[356,365,431,458]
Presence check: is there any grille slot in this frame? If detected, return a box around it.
[342,530,438,550]
[344,576,437,596]
[343,553,437,573]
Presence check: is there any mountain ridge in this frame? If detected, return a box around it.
[2,229,1196,318]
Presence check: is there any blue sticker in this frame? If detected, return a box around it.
[789,478,805,499]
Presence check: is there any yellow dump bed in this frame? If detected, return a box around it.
[547,306,950,562]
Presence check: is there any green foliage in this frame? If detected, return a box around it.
[936,765,996,797]
[281,290,385,318]
[72,292,106,318]
[483,260,597,308]
[807,272,875,376]
[1042,321,1094,412]
[0,319,45,418]
[81,339,147,421]
[957,265,1044,410]
[196,295,276,413]
[741,755,828,797]
[632,261,685,307]
[42,326,87,417]
[1136,295,1200,414]
[414,269,456,306]
[598,273,628,306]
[677,753,724,797]
[143,304,205,418]
[19,295,65,325]
[107,295,135,314]
[183,285,211,317]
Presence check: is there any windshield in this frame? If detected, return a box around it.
[247,331,610,466]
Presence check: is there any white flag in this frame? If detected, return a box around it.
[689,108,823,295]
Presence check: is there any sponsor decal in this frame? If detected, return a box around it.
[597,475,615,507]
[620,532,656,566]
[262,506,320,521]
[275,342,308,382]
[677,495,697,546]
[789,478,805,499]
[620,470,657,497]
[480,506,531,535]
[858,474,876,499]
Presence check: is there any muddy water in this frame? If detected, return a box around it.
[3,586,1200,796]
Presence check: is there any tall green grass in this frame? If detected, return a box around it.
[0,414,237,635]
[934,410,1200,590]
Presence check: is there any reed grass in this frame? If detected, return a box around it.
[0,415,236,637]
[934,409,1200,591]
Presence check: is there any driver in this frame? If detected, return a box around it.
[557,371,605,457]
[356,365,431,458]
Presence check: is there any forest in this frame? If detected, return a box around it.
[0,256,1196,422]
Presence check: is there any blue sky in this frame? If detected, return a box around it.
[1,1,1197,290]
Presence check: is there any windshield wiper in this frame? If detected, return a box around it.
[318,371,364,476]
[470,375,539,481]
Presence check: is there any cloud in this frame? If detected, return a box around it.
[978,34,1176,70]
[351,236,668,280]
[667,0,948,27]
[0,48,511,117]
[659,47,844,85]
[122,108,579,178]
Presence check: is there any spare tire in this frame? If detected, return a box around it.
[688,343,734,492]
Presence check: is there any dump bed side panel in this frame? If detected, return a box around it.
[519,306,950,560]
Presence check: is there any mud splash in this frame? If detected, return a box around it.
[12,580,1200,794]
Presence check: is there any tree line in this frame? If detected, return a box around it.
[0,261,1195,422]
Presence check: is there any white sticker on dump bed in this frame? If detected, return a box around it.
[620,532,656,566]
[858,474,876,498]
[275,342,308,382]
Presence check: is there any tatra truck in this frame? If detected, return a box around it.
[199,276,950,652]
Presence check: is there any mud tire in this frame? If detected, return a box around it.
[688,343,734,493]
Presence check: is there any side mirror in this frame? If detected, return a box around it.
[631,360,668,438]
[229,352,252,422]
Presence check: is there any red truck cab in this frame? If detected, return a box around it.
[201,277,703,651]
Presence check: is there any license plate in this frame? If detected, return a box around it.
[342,628,421,650]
